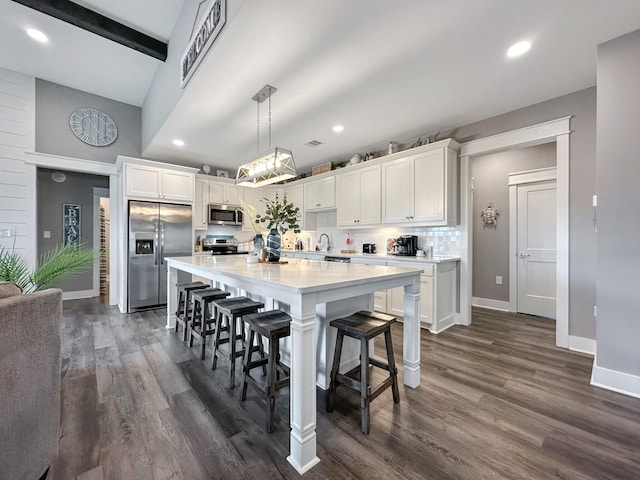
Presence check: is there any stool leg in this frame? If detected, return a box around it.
[229,315,238,389]
[267,333,278,432]
[327,331,344,412]
[212,310,224,370]
[360,337,370,434]
[384,328,400,404]
[175,290,185,334]
[189,299,198,347]
[199,301,210,360]
[241,328,256,401]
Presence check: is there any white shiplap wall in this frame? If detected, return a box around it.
[0,68,36,267]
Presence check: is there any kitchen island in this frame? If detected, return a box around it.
[165,255,422,475]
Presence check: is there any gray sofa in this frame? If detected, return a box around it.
[0,282,62,480]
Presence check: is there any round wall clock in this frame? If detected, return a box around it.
[69,108,118,147]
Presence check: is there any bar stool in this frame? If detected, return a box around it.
[189,288,231,359]
[241,310,291,432]
[327,311,400,434]
[175,282,208,341]
[211,297,265,388]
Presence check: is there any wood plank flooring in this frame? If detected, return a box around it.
[51,300,640,479]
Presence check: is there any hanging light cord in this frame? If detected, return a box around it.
[268,86,272,148]
[256,97,260,154]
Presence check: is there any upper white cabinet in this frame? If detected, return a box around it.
[209,180,240,205]
[124,162,194,202]
[193,176,209,229]
[282,183,304,229]
[304,176,335,211]
[382,140,459,226]
[336,165,381,228]
[240,186,275,232]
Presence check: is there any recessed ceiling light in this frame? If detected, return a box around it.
[332,125,344,133]
[507,41,531,58]
[172,139,185,146]
[26,28,48,43]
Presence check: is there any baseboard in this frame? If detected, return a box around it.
[568,335,596,355]
[472,297,510,311]
[591,357,640,399]
[62,289,96,300]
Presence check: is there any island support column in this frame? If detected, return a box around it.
[287,296,321,474]
[403,280,421,387]
[166,264,178,330]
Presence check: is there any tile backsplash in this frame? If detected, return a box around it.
[202,211,462,256]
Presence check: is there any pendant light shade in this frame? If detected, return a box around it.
[236,85,297,187]
[235,147,296,187]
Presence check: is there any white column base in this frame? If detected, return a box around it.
[403,280,421,388]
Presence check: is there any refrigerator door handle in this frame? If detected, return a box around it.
[154,223,159,266]
[160,222,165,265]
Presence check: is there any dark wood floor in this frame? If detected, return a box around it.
[51,299,640,479]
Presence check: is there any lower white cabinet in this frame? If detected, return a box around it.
[387,260,457,333]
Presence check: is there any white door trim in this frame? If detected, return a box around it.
[508,170,557,314]
[459,116,570,348]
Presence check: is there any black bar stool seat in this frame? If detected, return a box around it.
[327,310,400,434]
[189,288,231,359]
[241,310,291,432]
[211,296,265,388]
[175,282,208,341]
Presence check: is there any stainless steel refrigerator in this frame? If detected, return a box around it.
[128,200,192,311]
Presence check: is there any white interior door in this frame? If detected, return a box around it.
[517,180,557,318]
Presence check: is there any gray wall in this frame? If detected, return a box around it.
[596,30,640,376]
[35,79,141,163]
[37,168,109,292]
[472,143,556,302]
[439,87,597,339]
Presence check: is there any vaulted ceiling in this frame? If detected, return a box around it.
[2,0,640,174]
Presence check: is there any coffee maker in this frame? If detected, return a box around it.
[395,235,418,256]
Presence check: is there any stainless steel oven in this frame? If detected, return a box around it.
[208,204,243,225]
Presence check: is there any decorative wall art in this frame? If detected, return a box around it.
[312,162,331,176]
[63,204,81,246]
[480,202,499,229]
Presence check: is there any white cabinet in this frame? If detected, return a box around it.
[336,165,381,228]
[209,180,240,205]
[193,176,209,230]
[382,142,458,226]
[387,260,457,334]
[240,186,275,232]
[283,183,304,230]
[304,176,335,211]
[125,163,194,202]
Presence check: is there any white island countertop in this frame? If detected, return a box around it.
[165,254,423,475]
[167,254,425,293]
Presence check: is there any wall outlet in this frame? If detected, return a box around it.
[0,228,11,238]
[43,230,51,239]
[496,276,503,285]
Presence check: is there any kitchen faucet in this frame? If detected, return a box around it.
[317,233,331,252]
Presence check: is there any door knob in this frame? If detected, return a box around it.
[519,252,530,258]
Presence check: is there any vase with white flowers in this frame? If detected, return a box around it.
[239,198,265,254]
[255,193,301,262]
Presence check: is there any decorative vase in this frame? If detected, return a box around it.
[266,228,281,262]
[253,234,264,253]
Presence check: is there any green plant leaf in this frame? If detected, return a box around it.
[29,243,96,292]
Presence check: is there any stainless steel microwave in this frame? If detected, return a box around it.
[208,204,243,225]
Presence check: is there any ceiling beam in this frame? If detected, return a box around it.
[12,0,168,61]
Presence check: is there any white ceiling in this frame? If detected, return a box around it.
[2,0,640,174]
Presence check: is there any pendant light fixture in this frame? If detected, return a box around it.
[235,84,297,187]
